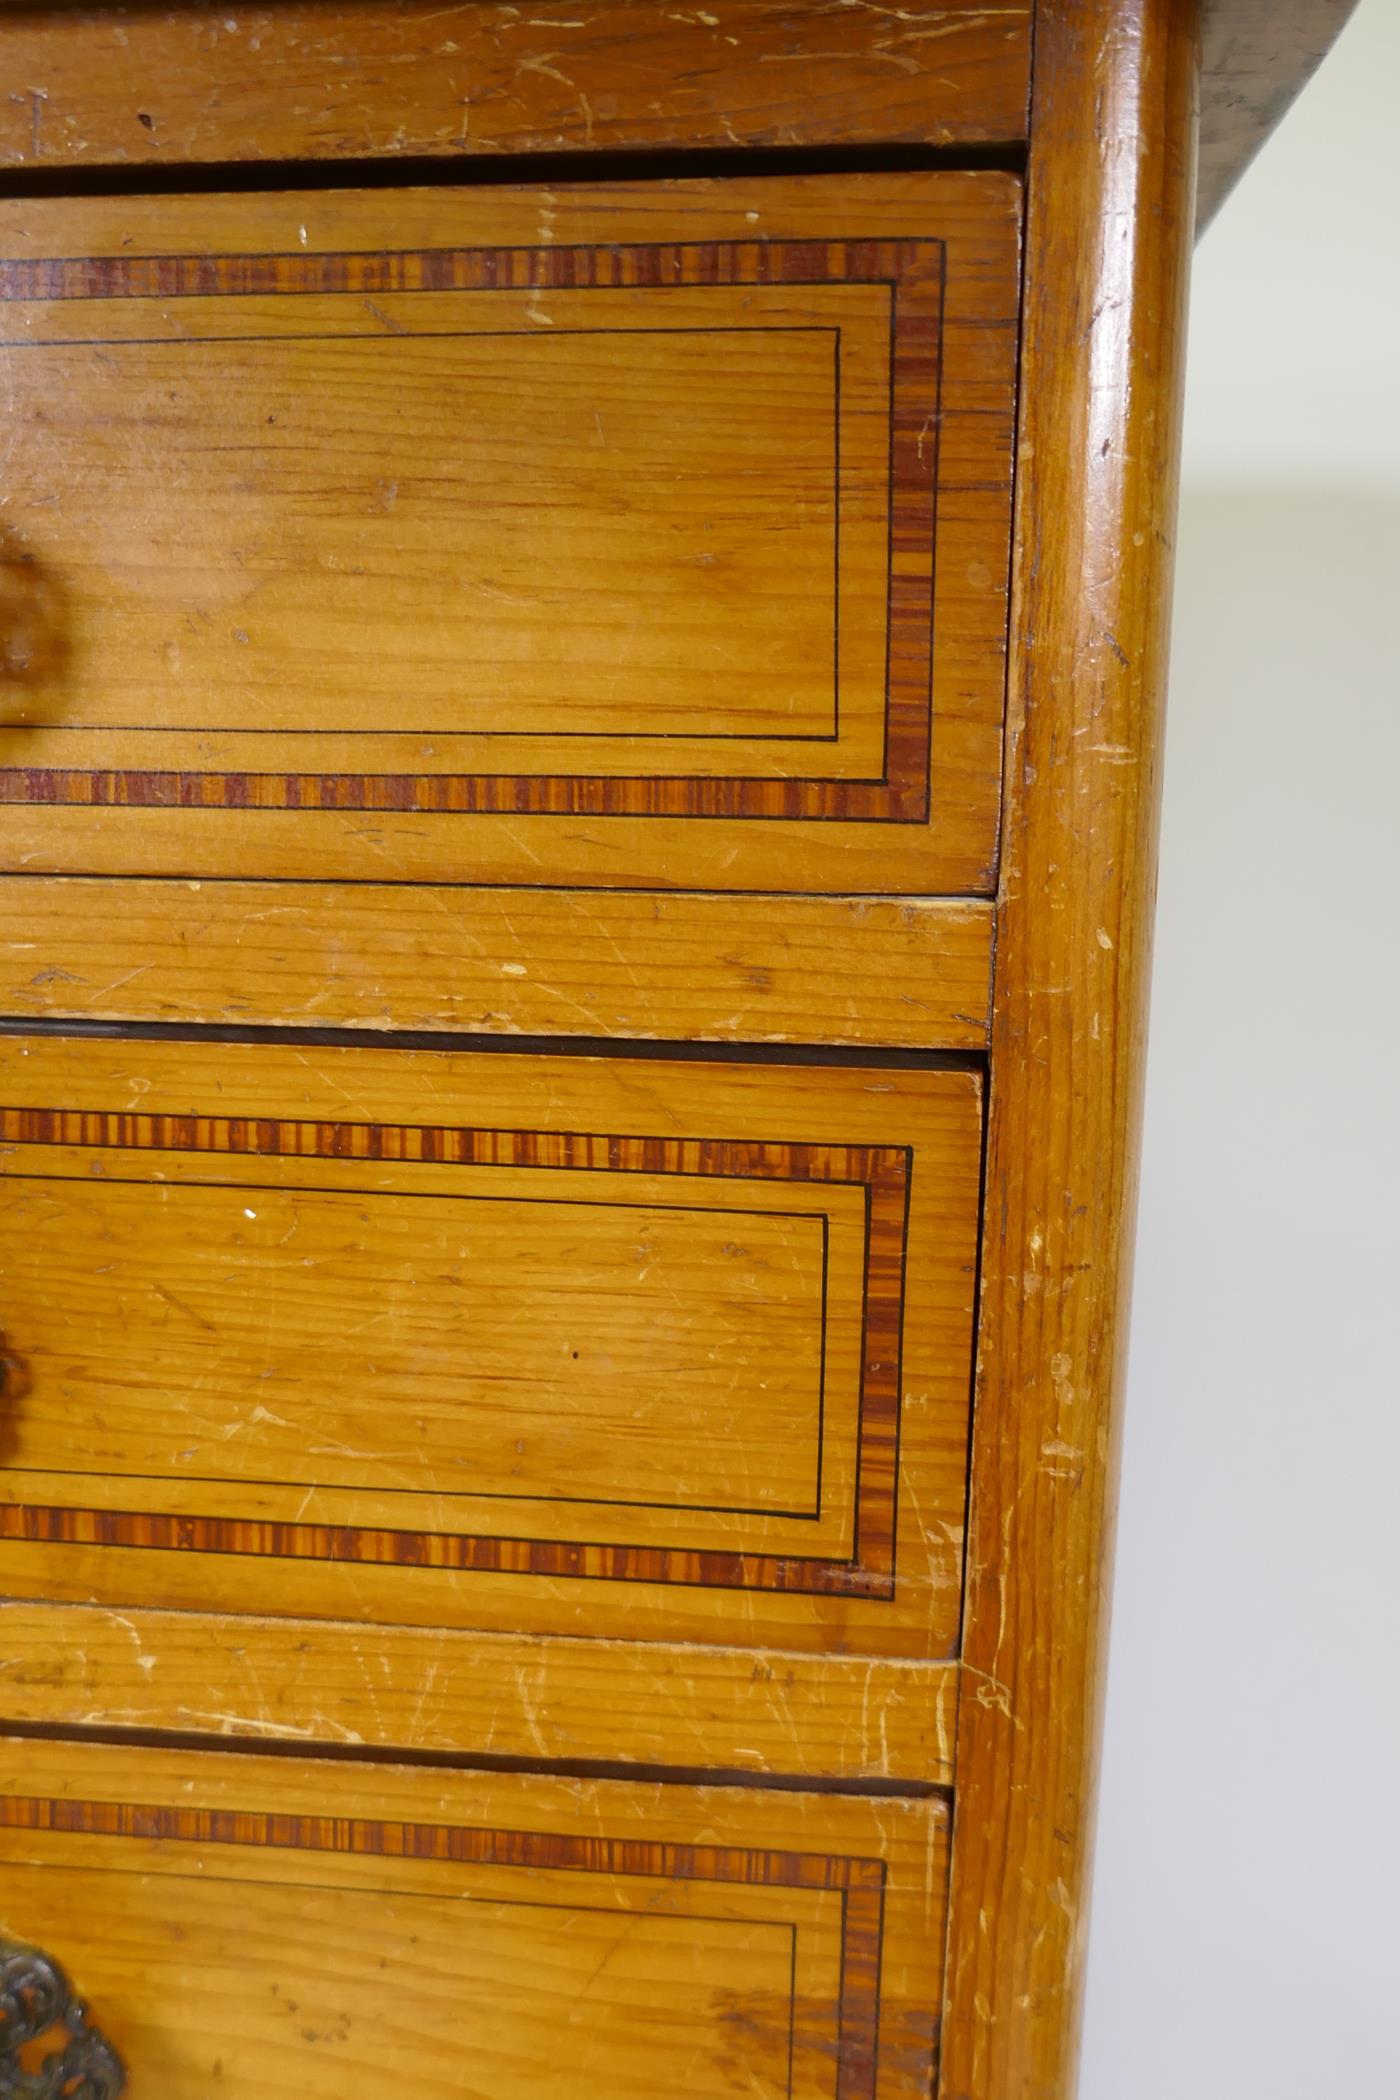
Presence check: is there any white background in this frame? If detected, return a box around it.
[1079,3,1400,2093]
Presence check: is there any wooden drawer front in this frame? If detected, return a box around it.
[0,172,1018,895]
[0,880,995,1050]
[0,1742,949,2098]
[0,3,1031,169]
[0,1035,980,1660]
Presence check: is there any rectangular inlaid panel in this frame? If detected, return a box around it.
[0,1034,981,1660]
[0,1742,950,2098]
[0,173,1018,893]
[12,1166,836,1528]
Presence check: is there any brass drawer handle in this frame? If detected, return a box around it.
[0,1937,125,2098]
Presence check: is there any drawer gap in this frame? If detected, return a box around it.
[0,1015,988,1074]
[0,1720,954,1803]
[0,138,1028,204]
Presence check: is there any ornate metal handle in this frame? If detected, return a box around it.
[0,1938,125,2098]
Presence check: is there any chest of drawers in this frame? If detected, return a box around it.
[0,2,1345,2094]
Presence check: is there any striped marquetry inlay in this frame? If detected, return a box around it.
[0,1102,910,1599]
[0,1742,952,2097]
[0,174,1018,893]
[0,1036,981,1660]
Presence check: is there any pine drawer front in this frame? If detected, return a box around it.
[0,1740,950,2099]
[0,172,1018,899]
[0,881,995,1052]
[0,2,1032,170]
[0,1033,981,1663]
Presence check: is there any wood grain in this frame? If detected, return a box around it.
[6,1164,835,1516]
[0,881,993,1048]
[0,172,1019,894]
[940,1,1199,2094]
[4,298,866,749]
[0,1032,981,1660]
[0,1600,958,1784]
[1198,0,1359,227]
[0,1738,950,2098]
[0,1,1031,167]
[0,8,1301,2092]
